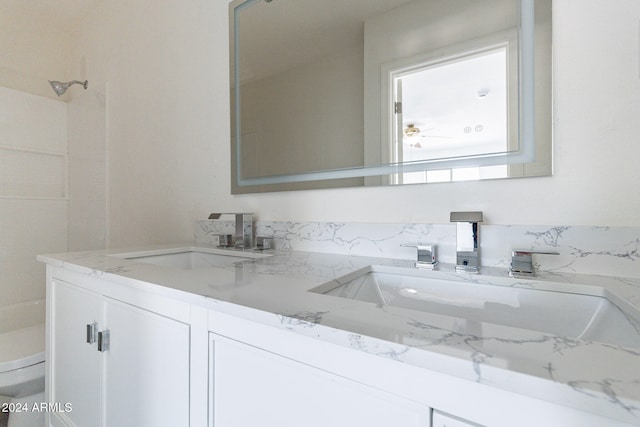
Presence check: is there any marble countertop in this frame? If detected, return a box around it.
[38,243,640,424]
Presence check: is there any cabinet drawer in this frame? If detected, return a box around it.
[210,333,431,427]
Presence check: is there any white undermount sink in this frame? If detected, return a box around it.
[110,247,271,270]
[310,265,640,349]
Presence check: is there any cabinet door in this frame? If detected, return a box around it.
[50,280,102,427]
[103,298,190,427]
[209,334,430,427]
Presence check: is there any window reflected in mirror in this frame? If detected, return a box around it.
[390,43,514,185]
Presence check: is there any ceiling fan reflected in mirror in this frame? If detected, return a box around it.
[403,123,452,148]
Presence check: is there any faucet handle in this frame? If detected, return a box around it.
[510,249,559,277]
[401,244,438,270]
[256,236,273,250]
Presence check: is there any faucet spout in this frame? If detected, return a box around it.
[450,211,483,273]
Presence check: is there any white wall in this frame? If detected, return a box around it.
[72,0,225,248]
[73,0,640,250]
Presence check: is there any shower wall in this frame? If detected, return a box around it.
[0,86,107,310]
[0,85,68,308]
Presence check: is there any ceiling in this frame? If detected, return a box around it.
[0,0,97,31]
[234,0,415,83]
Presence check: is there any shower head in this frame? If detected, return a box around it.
[48,80,88,96]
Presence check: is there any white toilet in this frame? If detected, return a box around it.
[0,301,45,427]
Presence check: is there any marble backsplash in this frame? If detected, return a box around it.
[195,220,640,279]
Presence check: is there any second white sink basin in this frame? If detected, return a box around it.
[111,247,270,270]
[311,265,640,349]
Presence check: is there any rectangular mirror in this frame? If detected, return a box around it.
[230,0,552,193]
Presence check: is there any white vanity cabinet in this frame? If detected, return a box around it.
[47,271,191,427]
[41,252,639,427]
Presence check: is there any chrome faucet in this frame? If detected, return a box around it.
[450,211,483,273]
[509,249,559,277]
[208,212,253,249]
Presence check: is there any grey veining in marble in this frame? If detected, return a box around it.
[196,220,640,278]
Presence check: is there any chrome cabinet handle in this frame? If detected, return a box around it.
[98,330,110,352]
[86,322,98,344]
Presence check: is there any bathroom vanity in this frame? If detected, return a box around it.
[39,245,640,427]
